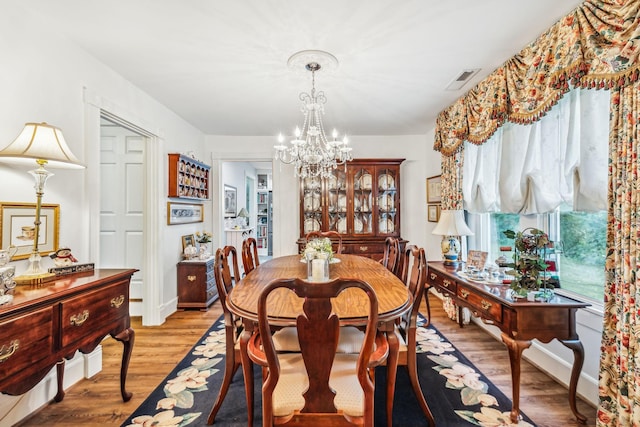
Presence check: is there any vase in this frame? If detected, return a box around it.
[199,243,210,260]
[307,253,330,282]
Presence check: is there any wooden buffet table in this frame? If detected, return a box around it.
[0,268,137,403]
[427,261,590,424]
[228,254,413,426]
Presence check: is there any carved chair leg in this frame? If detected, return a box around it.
[407,331,435,427]
[207,353,241,424]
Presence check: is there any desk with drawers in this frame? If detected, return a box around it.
[427,261,589,424]
[0,269,136,402]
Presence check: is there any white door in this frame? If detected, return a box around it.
[100,121,145,316]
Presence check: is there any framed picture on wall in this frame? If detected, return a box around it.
[426,175,442,204]
[224,184,237,217]
[427,204,441,223]
[167,202,203,225]
[0,202,60,260]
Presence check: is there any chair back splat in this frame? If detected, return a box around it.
[248,277,389,427]
[241,237,260,274]
[381,236,401,277]
[305,230,343,254]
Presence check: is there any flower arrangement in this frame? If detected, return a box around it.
[302,237,334,261]
[195,231,212,244]
[503,227,553,299]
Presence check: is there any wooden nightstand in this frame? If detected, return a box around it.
[177,257,218,310]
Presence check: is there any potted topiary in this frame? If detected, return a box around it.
[503,227,554,301]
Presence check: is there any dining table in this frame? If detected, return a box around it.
[227,253,413,425]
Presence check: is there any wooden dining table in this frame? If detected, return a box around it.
[227,254,413,425]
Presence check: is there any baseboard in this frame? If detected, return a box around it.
[0,346,102,426]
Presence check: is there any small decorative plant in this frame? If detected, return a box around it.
[503,227,553,299]
[302,237,334,261]
[195,231,212,244]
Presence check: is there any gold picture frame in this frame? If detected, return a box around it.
[426,175,442,204]
[428,204,441,223]
[181,234,195,251]
[0,202,60,260]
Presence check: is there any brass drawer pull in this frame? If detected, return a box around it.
[110,295,125,308]
[70,310,90,326]
[460,289,469,299]
[187,275,197,282]
[430,273,437,280]
[359,246,368,252]
[481,300,492,310]
[443,280,451,288]
[0,339,19,363]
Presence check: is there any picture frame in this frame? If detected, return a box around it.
[167,202,204,225]
[0,202,60,260]
[426,175,442,204]
[224,184,237,217]
[428,204,441,223]
[181,234,195,251]
[467,250,488,270]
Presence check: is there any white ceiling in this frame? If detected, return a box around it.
[15,0,582,136]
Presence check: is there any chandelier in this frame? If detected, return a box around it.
[274,50,353,178]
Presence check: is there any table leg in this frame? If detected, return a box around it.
[560,339,588,424]
[114,327,135,402]
[54,360,65,402]
[501,333,531,423]
[385,328,400,427]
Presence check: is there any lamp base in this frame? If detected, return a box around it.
[15,271,56,286]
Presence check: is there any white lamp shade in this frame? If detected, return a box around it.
[432,210,474,236]
[0,122,84,169]
[237,208,250,218]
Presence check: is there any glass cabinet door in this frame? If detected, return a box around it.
[352,166,374,235]
[327,169,347,234]
[376,167,398,235]
[302,177,322,235]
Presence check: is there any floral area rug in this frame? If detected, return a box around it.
[121,315,535,426]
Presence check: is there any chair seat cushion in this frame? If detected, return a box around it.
[273,326,365,353]
[273,353,363,417]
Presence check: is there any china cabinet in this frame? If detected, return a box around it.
[168,153,211,200]
[297,158,405,260]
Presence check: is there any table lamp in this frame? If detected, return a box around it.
[432,209,473,268]
[0,122,84,284]
[237,207,249,227]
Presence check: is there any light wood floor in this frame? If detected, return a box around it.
[15,297,596,426]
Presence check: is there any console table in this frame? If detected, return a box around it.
[427,261,590,424]
[0,268,137,402]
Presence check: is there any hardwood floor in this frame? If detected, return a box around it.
[15,297,596,426]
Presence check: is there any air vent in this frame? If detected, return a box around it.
[445,68,480,91]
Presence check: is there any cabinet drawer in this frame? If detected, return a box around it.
[427,270,457,297]
[457,287,502,323]
[0,307,53,376]
[343,243,384,256]
[61,281,129,348]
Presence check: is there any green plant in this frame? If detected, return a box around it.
[503,227,551,297]
[302,237,334,261]
[195,231,212,243]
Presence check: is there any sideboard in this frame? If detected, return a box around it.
[426,261,590,424]
[0,268,137,402]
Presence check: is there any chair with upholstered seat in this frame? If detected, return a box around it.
[305,230,343,254]
[207,247,254,426]
[241,237,259,274]
[386,245,435,427]
[380,236,401,277]
[247,277,389,427]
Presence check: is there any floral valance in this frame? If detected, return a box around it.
[434,0,640,156]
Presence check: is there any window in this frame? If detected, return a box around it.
[468,208,606,303]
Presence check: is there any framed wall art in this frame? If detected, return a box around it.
[428,204,441,223]
[426,175,442,204]
[0,202,60,260]
[224,184,237,217]
[167,202,204,225]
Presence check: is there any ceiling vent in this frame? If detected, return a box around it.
[445,68,480,91]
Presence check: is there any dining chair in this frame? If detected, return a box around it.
[387,245,435,427]
[247,277,389,427]
[380,236,401,277]
[207,247,254,426]
[241,237,260,274]
[305,230,343,254]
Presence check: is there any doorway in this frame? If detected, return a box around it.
[99,116,146,316]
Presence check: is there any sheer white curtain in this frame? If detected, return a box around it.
[462,88,610,214]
